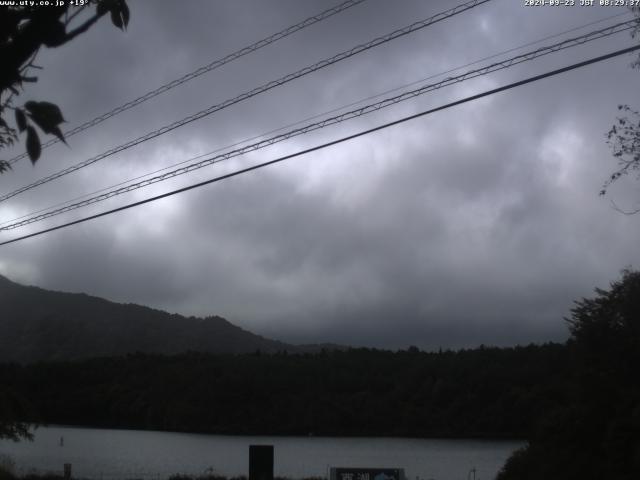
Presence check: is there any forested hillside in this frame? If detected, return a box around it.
[0,344,566,438]
[0,275,294,362]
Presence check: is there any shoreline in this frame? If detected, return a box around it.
[22,424,526,443]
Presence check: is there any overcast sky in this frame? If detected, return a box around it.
[1,0,639,349]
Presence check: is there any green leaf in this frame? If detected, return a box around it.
[25,101,65,127]
[26,126,41,164]
[49,125,68,145]
[110,8,124,30]
[15,109,27,132]
[121,1,130,28]
[106,0,129,30]
[25,101,67,144]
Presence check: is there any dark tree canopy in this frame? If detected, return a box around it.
[0,0,129,172]
[498,269,640,480]
[567,268,640,352]
[0,345,568,439]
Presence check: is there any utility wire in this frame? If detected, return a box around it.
[3,11,629,229]
[0,0,491,204]
[2,7,630,230]
[2,19,636,231]
[6,0,368,165]
[1,44,638,247]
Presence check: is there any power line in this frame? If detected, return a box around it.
[2,18,636,231]
[4,19,636,229]
[2,44,638,247]
[3,11,628,230]
[0,0,491,204]
[6,0,368,165]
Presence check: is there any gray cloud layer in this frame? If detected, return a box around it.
[1,0,639,349]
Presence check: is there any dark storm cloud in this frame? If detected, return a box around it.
[1,0,639,349]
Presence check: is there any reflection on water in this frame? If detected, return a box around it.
[0,426,522,480]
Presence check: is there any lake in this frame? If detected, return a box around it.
[0,426,522,480]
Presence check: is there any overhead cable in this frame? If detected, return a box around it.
[6,0,368,165]
[3,11,631,229]
[2,19,636,231]
[1,44,638,247]
[0,0,491,204]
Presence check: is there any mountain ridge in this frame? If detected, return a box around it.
[0,274,309,363]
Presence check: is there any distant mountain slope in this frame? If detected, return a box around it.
[0,275,297,363]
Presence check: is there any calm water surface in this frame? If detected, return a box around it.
[0,426,522,480]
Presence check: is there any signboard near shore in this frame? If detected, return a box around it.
[331,467,405,480]
[249,445,274,480]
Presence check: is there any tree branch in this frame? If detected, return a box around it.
[65,4,89,27]
[63,11,105,43]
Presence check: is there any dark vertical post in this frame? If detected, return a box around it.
[249,445,274,480]
[63,463,72,479]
